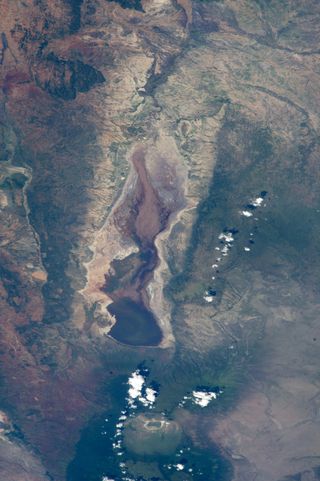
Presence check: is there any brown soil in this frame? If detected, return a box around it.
[103,147,171,309]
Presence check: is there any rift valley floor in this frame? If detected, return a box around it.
[0,1,320,480]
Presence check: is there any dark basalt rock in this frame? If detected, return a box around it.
[9,173,28,188]
[1,32,8,49]
[72,58,105,93]
[64,0,84,33]
[106,0,144,12]
[35,53,106,100]
[0,264,25,312]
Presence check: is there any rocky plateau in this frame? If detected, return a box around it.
[0,0,320,480]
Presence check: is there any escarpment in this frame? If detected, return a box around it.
[1,1,320,481]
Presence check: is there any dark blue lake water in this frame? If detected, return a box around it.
[108,298,163,346]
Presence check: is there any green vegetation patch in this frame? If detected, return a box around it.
[167,115,275,307]
[0,122,17,162]
[124,414,182,456]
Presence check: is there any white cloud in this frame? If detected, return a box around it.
[251,197,264,206]
[192,390,217,407]
[145,387,157,403]
[128,371,145,401]
[219,232,234,243]
[241,210,253,217]
[126,370,157,409]
[203,295,214,303]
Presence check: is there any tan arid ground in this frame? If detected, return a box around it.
[0,0,320,479]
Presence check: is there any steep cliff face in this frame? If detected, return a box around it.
[1,1,320,480]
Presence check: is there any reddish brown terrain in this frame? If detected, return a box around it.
[103,146,172,304]
[1,1,320,480]
[0,1,190,478]
[132,148,167,245]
